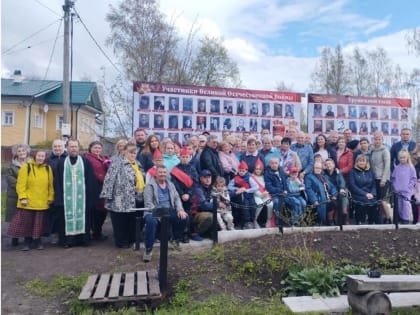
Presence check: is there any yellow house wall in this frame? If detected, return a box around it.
[76,109,97,149]
[2,101,99,148]
[1,104,27,146]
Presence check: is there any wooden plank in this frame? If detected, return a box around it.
[137,271,148,296]
[123,272,135,297]
[79,274,98,300]
[347,275,420,293]
[147,270,161,296]
[108,273,122,298]
[93,273,110,299]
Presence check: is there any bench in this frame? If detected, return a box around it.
[347,274,420,315]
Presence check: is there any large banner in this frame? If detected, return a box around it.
[133,82,301,143]
[307,94,412,146]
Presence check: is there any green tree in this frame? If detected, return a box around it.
[189,36,241,88]
[366,47,392,97]
[106,0,241,87]
[406,28,420,56]
[106,0,179,82]
[348,47,371,96]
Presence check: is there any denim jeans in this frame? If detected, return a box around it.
[144,210,188,250]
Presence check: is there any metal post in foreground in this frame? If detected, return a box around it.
[337,194,343,231]
[393,192,399,230]
[134,215,142,250]
[159,215,170,293]
[212,195,218,245]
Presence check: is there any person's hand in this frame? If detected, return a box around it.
[331,196,337,201]
[178,210,188,219]
[313,201,319,207]
[20,198,28,206]
[181,194,190,202]
[219,202,226,209]
[262,191,269,198]
[366,193,374,200]
[380,180,386,187]
[299,172,305,180]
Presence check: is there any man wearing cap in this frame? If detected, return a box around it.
[191,169,215,237]
[143,165,188,262]
[200,135,224,183]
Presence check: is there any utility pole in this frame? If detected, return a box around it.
[62,0,73,139]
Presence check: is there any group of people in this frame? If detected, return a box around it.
[5,126,420,261]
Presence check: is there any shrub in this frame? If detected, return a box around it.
[284,265,367,297]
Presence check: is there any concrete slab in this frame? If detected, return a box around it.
[282,292,420,313]
[217,224,420,243]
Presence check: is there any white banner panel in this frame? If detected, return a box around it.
[307,94,412,146]
[133,82,302,143]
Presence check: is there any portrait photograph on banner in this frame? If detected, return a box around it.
[133,82,302,140]
[307,94,412,146]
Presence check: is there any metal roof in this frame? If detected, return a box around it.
[1,79,103,112]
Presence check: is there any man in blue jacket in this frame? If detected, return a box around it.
[390,128,416,171]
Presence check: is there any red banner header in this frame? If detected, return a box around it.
[308,94,411,108]
[134,81,302,102]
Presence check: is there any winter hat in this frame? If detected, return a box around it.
[180,147,190,156]
[255,158,264,170]
[153,149,163,159]
[289,167,299,174]
[238,160,248,170]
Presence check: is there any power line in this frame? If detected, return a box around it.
[72,7,123,75]
[1,19,62,55]
[33,0,61,17]
[41,18,63,82]
[1,35,64,56]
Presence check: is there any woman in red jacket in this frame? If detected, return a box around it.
[84,141,110,241]
[336,137,353,184]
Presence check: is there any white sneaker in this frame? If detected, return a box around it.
[143,249,153,262]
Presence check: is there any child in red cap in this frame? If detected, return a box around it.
[146,149,164,183]
[228,160,258,229]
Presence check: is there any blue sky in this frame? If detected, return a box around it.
[1,0,419,92]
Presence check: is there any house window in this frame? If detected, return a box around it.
[33,113,43,128]
[2,111,15,126]
[56,115,64,130]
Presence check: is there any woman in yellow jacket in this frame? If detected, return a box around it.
[8,150,54,250]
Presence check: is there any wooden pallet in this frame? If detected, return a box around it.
[79,270,161,303]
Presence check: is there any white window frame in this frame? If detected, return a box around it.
[56,115,64,130]
[33,113,43,128]
[2,110,15,126]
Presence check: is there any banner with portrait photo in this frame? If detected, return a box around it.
[307,94,412,146]
[133,81,302,143]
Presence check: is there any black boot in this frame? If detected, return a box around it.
[21,237,32,251]
[33,238,44,250]
[11,238,19,247]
